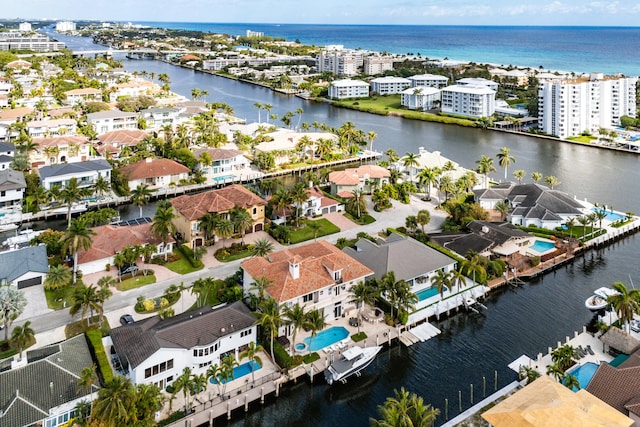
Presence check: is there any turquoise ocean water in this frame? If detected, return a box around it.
[134,23,640,75]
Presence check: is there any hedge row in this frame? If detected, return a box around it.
[176,244,204,269]
[85,329,113,385]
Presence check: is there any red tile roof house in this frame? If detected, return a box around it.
[120,158,191,190]
[241,240,374,342]
[328,164,391,197]
[77,222,175,274]
[95,129,150,158]
[170,185,267,249]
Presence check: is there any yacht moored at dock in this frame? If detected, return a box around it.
[585,287,618,312]
[324,345,382,385]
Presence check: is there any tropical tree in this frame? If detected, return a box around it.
[250,237,274,258]
[130,183,155,218]
[370,387,440,427]
[394,281,418,323]
[206,364,223,398]
[239,342,264,385]
[346,189,367,219]
[402,152,420,183]
[59,177,87,227]
[349,281,376,333]
[460,255,486,285]
[544,175,560,189]
[449,268,467,292]
[496,147,516,181]
[199,212,220,243]
[518,365,541,384]
[307,220,322,241]
[416,209,431,233]
[219,354,239,397]
[151,204,177,261]
[304,308,327,352]
[90,376,135,426]
[255,297,282,363]
[215,218,235,248]
[282,303,306,354]
[62,219,96,284]
[289,183,309,228]
[378,271,406,321]
[69,284,101,324]
[11,320,34,360]
[563,373,580,390]
[551,344,578,372]
[531,171,543,184]
[607,281,640,333]
[417,167,439,200]
[475,155,496,188]
[494,200,510,221]
[577,215,589,240]
[44,264,72,290]
[93,175,111,198]
[430,269,452,297]
[546,363,565,382]
[0,287,27,342]
[513,169,526,184]
[405,215,418,235]
[78,365,98,397]
[231,207,253,243]
[135,383,165,425]
[250,275,273,302]
[172,367,194,415]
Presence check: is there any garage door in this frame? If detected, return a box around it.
[17,276,42,289]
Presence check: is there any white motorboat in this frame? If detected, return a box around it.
[0,223,18,232]
[585,287,619,312]
[2,229,46,247]
[324,345,382,385]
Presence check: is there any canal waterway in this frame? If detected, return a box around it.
[37,32,640,425]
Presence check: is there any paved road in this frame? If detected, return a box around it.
[14,194,445,346]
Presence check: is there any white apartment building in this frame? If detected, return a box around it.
[409,74,449,89]
[316,48,363,76]
[26,119,77,138]
[441,85,496,118]
[401,86,441,110]
[538,73,638,138]
[87,110,139,133]
[56,21,76,32]
[363,55,395,75]
[19,22,32,32]
[457,77,499,91]
[370,76,411,95]
[328,79,370,99]
[0,32,65,52]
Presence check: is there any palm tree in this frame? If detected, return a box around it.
[385,148,400,165]
[416,209,431,233]
[172,367,194,415]
[346,189,367,219]
[531,171,543,184]
[78,365,97,396]
[130,183,155,218]
[371,387,440,427]
[231,207,253,243]
[449,268,467,292]
[272,186,292,225]
[551,344,578,371]
[378,271,406,321]
[607,281,640,333]
[475,155,496,188]
[219,354,239,397]
[251,237,274,258]
[206,364,223,398]
[494,200,510,221]
[577,215,589,240]
[215,218,235,248]
[90,376,135,426]
[417,167,439,201]
[0,287,27,342]
[239,342,264,385]
[63,219,96,284]
[546,363,564,382]
[151,204,177,261]
[59,177,87,227]
[11,320,34,360]
[594,208,607,230]
[402,152,420,183]
[93,175,111,198]
[430,269,452,297]
[255,297,282,364]
[196,212,218,244]
[349,282,376,333]
[44,264,72,290]
[394,281,418,323]
[545,175,560,189]
[135,383,165,424]
[513,169,526,184]
[32,185,51,212]
[304,308,327,352]
[250,275,273,301]
[460,255,486,285]
[496,147,516,181]
[282,303,306,354]
[307,220,322,241]
[289,183,309,228]
[191,373,207,400]
[563,373,581,390]
[70,284,101,325]
[253,102,263,123]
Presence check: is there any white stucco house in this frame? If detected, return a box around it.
[328,79,370,99]
[120,158,191,190]
[0,169,26,208]
[87,110,139,134]
[400,86,441,110]
[108,301,257,389]
[0,245,48,289]
[37,159,112,191]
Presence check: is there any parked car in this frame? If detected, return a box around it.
[119,263,138,276]
[120,314,134,325]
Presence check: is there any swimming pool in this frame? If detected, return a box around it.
[529,239,555,254]
[592,208,626,222]
[302,326,349,352]
[566,362,598,391]
[212,175,234,183]
[209,360,261,384]
[416,286,440,302]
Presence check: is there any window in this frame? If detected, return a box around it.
[303,293,313,303]
[253,207,257,215]
[145,368,152,378]
[240,329,252,337]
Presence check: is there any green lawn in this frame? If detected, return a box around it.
[45,286,77,310]
[289,218,340,244]
[567,135,597,143]
[65,316,110,339]
[344,212,376,225]
[214,246,253,262]
[0,336,35,360]
[115,274,156,291]
[166,254,204,274]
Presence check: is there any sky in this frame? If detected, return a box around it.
[5,0,640,26]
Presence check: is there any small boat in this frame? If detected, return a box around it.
[585,287,619,312]
[0,223,19,232]
[2,229,46,247]
[324,345,382,385]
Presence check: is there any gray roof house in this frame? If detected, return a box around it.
[0,169,26,207]
[0,141,15,170]
[37,159,111,191]
[344,233,457,286]
[0,335,98,427]
[0,245,48,289]
[474,183,587,229]
[108,301,257,388]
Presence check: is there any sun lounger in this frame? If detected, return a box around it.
[586,345,595,355]
[577,346,586,358]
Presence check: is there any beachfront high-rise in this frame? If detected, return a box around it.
[537,73,638,139]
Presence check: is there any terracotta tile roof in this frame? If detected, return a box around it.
[586,354,640,416]
[97,129,149,145]
[241,240,374,303]
[0,107,34,121]
[47,108,75,118]
[328,169,359,186]
[337,191,354,198]
[193,148,244,161]
[64,88,101,95]
[355,164,391,179]
[78,222,174,264]
[120,158,190,181]
[179,54,202,61]
[33,135,88,149]
[171,184,266,221]
[329,165,390,186]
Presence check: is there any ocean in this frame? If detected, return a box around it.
[133,22,640,75]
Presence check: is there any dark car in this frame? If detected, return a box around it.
[120,314,134,325]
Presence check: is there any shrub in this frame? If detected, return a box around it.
[273,339,292,369]
[143,300,155,311]
[351,332,367,342]
[530,256,541,267]
[85,329,113,384]
[302,352,320,364]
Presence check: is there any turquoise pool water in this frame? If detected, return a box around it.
[209,360,261,384]
[212,175,234,183]
[416,286,439,302]
[530,240,555,253]
[566,362,598,391]
[303,326,349,351]
[592,208,626,222]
